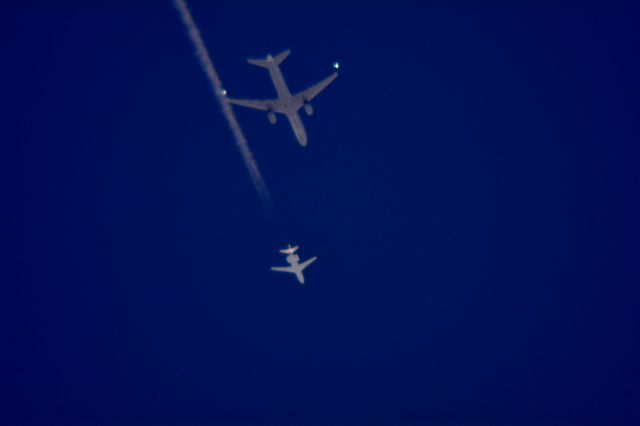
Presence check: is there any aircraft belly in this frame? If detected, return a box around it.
[269,66,291,98]
[288,114,307,146]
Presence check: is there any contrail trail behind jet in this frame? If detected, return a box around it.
[174,0,272,211]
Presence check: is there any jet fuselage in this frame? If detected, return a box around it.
[263,59,308,146]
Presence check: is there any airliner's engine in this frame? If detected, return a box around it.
[304,102,314,116]
[267,111,277,124]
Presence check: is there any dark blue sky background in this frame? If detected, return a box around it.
[1,1,640,424]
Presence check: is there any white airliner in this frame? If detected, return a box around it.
[226,50,338,147]
[270,245,317,284]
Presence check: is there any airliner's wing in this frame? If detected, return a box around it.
[227,98,274,111]
[299,73,338,102]
[271,265,295,274]
[299,256,318,271]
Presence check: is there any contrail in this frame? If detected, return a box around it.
[174,0,273,211]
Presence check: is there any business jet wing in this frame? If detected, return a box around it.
[299,72,338,102]
[299,256,318,271]
[227,97,274,111]
[271,265,295,274]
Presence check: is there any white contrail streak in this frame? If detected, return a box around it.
[174,0,273,211]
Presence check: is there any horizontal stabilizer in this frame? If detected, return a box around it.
[247,49,291,68]
[280,245,298,254]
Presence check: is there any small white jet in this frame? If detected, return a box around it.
[226,50,338,147]
[271,245,317,285]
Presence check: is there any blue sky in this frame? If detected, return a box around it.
[1,1,639,424]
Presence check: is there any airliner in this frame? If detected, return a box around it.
[226,50,338,147]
